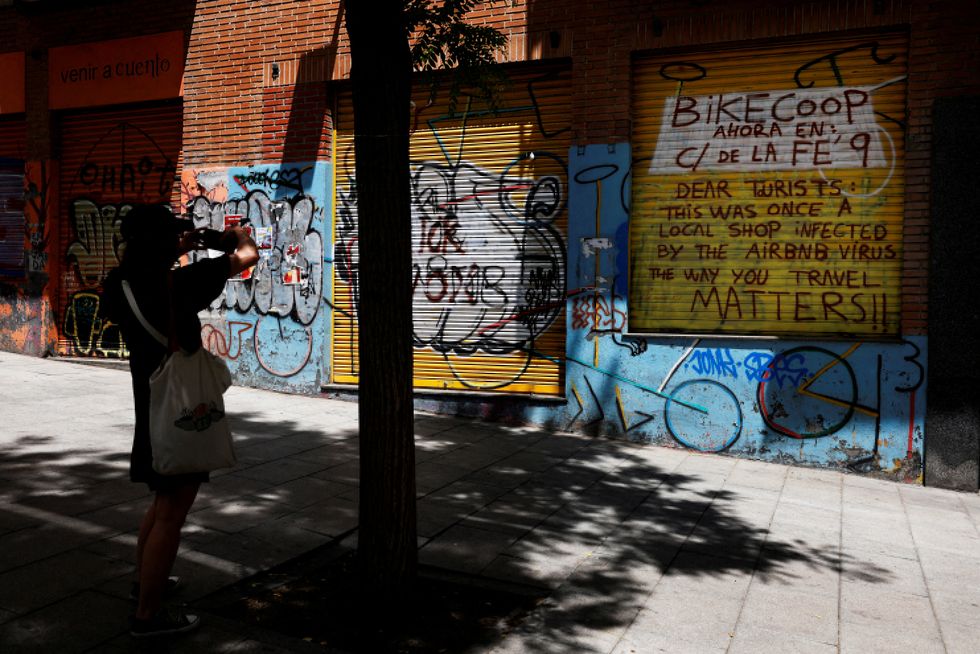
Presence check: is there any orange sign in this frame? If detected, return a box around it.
[0,52,26,114]
[49,31,184,110]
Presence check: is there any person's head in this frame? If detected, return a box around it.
[119,204,186,272]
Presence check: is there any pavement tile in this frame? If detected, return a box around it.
[729,623,837,653]
[622,598,740,652]
[523,433,591,458]
[0,590,131,653]
[0,607,15,625]
[75,496,151,534]
[0,548,131,614]
[194,473,277,510]
[187,529,313,571]
[0,504,42,534]
[425,479,510,508]
[841,552,928,596]
[188,496,294,534]
[655,551,756,595]
[939,618,980,654]
[14,477,149,517]
[737,583,838,644]
[285,442,359,467]
[460,498,555,536]
[249,475,353,510]
[431,444,511,470]
[416,497,473,537]
[82,532,139,566]
[232,457,326,485]
[899,485,966,508]
[482,549,584,590]
[841,482,903,509]
[494,450,564,473]
[465,463,536,490]
[311,459,360,485]
[414,461,481,495]
[720,472,786,494]
[240,516,328,553]
[612,631,729,654]
[840,620,945,654]
[841,532,918,561]
[0,522,109,573]
[840,583,941,637]
[420,524,519,574]
[752,555,839,596]
[288,496,359,537]
[909,526,980,555]
[539,503,632,541]
[929,590,980,627]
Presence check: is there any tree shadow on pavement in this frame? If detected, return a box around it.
[0,412,365,653]
[0,409,895,653]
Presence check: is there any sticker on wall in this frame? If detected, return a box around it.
[223,213,242,230]
[254,226,274,250]
[283,267,303,285]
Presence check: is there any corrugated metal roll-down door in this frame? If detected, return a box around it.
[333,65,571,394]
[630,32,907,338]
[0,119,27,277]
[58,103,182,356]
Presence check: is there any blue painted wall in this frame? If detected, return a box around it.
[189,162,331,394]
[561,144,926,477]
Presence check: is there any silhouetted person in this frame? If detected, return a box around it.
[102,204,258,637]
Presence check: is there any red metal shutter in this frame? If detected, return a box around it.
[57,102,182,356]
[0,118,27,277]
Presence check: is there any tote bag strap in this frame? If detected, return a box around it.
[121,280,168,348]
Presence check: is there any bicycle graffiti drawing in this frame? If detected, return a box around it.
[567,338,744,453]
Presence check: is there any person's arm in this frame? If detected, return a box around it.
[221,227,259,278]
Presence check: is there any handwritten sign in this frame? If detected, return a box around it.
[650,87,887,174]
[49,31,184,110]
[629,35,907,338]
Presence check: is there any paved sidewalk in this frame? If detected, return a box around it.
[1,352,978,653]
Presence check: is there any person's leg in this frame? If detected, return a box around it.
[134,482,199,620]
[135,498,157,581]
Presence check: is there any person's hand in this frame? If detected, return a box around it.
[218,227,246,254]
[176,227,209,255]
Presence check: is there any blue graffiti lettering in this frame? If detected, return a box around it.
[688,348,738,378]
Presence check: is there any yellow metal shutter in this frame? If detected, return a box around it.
[630,33,907,338]
[57,102,182,356]
[333,64,571,394]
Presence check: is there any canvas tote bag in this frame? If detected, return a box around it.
[122,279,236,475]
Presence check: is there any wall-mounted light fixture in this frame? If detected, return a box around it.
[271,62,280,81]
[549,30,561,50]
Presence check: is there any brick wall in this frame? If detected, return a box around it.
[2,0,977,338]
[517,0,980,334]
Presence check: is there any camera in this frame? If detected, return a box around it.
[198,228,225,251]
[173,218,196,233]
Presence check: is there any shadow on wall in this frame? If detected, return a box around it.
[0,408,896,651]
[278,4,344,166]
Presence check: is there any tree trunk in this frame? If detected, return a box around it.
[344,1,418,596]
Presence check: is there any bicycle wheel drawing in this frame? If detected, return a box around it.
[756,346,858,439]
[664,379,742,452]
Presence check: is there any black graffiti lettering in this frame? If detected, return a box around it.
[794,41,897,89]
[233,165,312,193]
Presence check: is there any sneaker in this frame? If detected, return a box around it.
[130,605,200,638]
[129,576,181,602]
